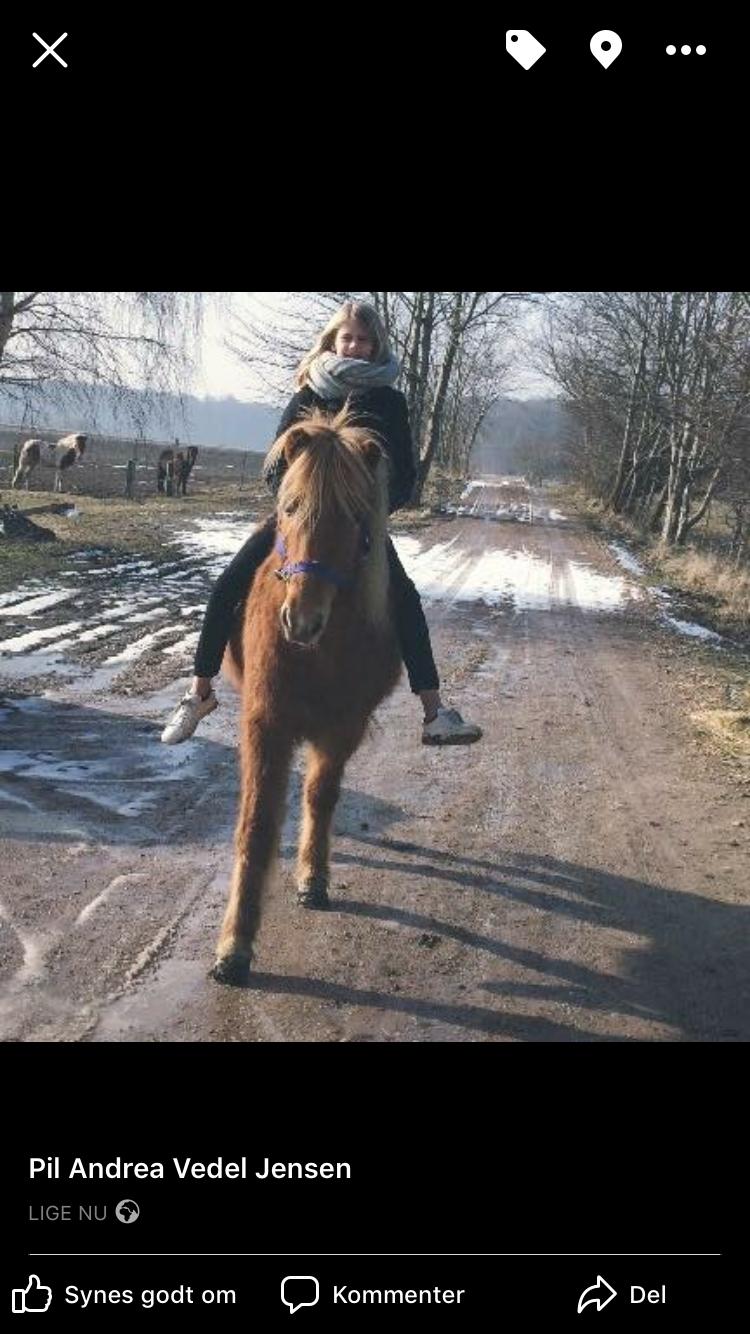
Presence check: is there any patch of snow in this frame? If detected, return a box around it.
[128,607,171,625]
[662,615,722,642]
[76,625,119,643]
[459,480,485,500]
[170,516,258,559]
[608,541,645,576]
[392,537,639,612]
[162,632,200,657]
[0,589,75,618]
[102,624,186,666]
[0,621,84,653]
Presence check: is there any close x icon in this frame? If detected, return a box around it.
[33,32,68,67]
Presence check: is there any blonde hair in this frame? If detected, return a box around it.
[296,301,392,389]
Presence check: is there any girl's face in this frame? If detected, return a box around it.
[333,318,375,361]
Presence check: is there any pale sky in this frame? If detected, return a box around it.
[192,294,558,404]
[192,295,260,399]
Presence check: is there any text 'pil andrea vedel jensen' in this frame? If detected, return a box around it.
[29,1158,352,1180]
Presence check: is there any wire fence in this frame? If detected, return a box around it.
[0,424,264,499]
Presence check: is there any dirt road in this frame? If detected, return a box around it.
[1,481,748,1041]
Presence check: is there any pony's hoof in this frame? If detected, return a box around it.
[210,953,251,986]
[297,877,330,910]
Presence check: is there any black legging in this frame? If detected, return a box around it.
[193,517,439,693]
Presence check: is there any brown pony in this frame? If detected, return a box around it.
[157,445,198,495]
[211,407,401,985]
[11,433,87,492]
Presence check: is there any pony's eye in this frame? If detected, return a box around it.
[284,501,298,516]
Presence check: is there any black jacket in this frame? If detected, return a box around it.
[262,385,417,514]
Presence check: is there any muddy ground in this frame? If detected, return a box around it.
[1,480,748,1041]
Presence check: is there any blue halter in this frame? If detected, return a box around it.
[274,526,371,589]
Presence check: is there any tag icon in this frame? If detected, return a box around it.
[506,30,546,70]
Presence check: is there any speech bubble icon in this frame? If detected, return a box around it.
[281,1275,320,1315]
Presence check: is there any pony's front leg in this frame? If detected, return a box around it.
[212,721,293,986]
[296,743,348,909]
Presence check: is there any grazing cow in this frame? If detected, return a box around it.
[11,434,88,493]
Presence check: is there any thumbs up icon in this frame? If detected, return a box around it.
[11,1274,52,1314]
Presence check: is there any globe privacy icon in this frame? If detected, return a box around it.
[506,31,546,70]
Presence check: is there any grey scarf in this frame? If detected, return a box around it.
[307,351,401,401]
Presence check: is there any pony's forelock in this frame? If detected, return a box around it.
[270,408,391,628]
[275,408,383,533]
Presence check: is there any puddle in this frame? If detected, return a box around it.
[0,695,225,842]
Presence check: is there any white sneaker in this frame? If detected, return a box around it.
[161,689,218,744]
[422,706,482,746]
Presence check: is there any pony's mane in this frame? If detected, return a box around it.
[272,407,383,532]
[269,407,391,627]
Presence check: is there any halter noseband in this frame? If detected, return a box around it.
[275,525,371,589]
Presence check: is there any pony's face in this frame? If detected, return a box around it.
[76,436,87,458]
[275,423,381,648]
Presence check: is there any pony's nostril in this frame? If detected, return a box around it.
[310,615,324,638]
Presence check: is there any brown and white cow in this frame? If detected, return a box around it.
[11,434,88,493]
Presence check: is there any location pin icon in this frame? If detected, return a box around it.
[591,30,622,67]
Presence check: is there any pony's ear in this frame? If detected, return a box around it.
[362,437,385,472]
[282,426,309,462]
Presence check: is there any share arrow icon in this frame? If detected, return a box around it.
[577,1275,617,1313]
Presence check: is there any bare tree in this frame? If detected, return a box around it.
[540,291,750,554]
[440,333,513,476]
[411,294,529,502]
[225,293,352,403]
[227,292,529,502]
[0,292,206,431]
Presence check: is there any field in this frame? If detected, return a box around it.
[0,424,265,501]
